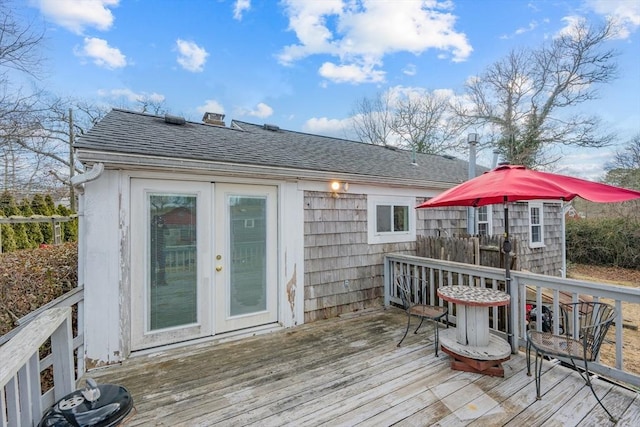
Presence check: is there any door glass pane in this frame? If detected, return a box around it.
[229,195,267,316]
[148,194,197,330]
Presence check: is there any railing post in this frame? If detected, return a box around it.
[383,256,391,307]
[509,275,519,354]
[27,353,43,424]
[51,312,75,400]
[77,299,85,377]
[3,378,18,426]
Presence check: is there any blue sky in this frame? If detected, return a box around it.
[22,0,640,180]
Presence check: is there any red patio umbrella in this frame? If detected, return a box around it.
[417,164,640,350]
[416,164,640,208]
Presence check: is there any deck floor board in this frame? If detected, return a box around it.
[85,308,639,426]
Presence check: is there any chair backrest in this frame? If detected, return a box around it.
[561,301,616,361]
[395,274,434,309]
[395,275,413,309]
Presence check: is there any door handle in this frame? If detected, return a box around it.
[216,266,222,272]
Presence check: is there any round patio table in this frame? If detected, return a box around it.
[437,285,511,377]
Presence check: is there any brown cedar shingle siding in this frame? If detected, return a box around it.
[303,193,564,321]
[516,203,563,275]
[303,191,414,322]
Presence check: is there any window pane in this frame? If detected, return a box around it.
[531,207,540,225]
[477,206,487,222]
[148,194,197,331]
[376,205,391,232]
[393,205,409,231]
[478,223,488,236]
[532,225,541,243]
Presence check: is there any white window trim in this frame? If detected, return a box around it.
[477,205,493,236]
[528,201,545,248]
[367,195,416,245]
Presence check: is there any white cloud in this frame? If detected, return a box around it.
[197,99,225,115]
[98,88,164,103]
[500,20,541,40]
[176,39,209,72]
[237,102,274,118]
[555,16,587,40]
[233,0,251,20]
[302,117,352,138]
[75,37,126,69]
[555,150,615,180]
[318,62,385,84]
[36,0,119,34]
[586,0,640,39]
[278,0,472,84]
[403,63,417,76]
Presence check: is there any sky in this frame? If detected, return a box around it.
[19,0,640,180]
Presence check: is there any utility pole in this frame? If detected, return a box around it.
[69,108,76,211]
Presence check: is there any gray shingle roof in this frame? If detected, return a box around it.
[75,109,478,185]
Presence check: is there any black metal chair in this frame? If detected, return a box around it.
[396,274,448,356]
[526,301,617,422]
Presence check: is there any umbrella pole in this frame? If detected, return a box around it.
[503,199,514,353]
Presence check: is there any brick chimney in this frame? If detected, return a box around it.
[202,112,225,126]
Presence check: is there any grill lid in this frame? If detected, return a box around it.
[39,379,133,427]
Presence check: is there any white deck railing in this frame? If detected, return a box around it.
[384,253,640,389]
[0,308,76,427]
[0,287,85,377]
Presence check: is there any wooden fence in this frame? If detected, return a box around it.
[0,215,78,253]
[416,235,517,270]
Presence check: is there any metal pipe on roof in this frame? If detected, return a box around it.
[467,134,478,235]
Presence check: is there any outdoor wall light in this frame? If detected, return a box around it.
[330,181,349,197]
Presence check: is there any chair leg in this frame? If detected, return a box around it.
[526,339,531,376]
[580,359,617,423]
[534,350,543,400]
[398,313,411,347]
[414,318,425,334]
[433,319,439,357]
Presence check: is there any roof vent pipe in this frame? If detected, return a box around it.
[492,149,501,168]
[165,114,186,125]
[467,133,478,235]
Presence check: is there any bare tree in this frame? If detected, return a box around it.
[392,90,466,155]
[2,91,109,199]
[0,2,43,76]
[0,1,49,196]
[604,133,640,190]
[350,88,467,155]
[136,97,167,115]
[349,91,395,146]
[456,19,618,168]
[0,2,167,201]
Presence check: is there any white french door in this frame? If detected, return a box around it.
[213,183,278,333]
[130,179,278,351]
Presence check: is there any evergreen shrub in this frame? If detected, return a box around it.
[566,218,640,269]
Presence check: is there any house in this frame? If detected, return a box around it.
[72,109,564,368]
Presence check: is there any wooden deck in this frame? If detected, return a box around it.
[86,308,640,426]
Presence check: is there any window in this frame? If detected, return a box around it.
[528,202,544,248]
[477,206,492,236]
[376,205,408,232]
[368,196,416,244]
